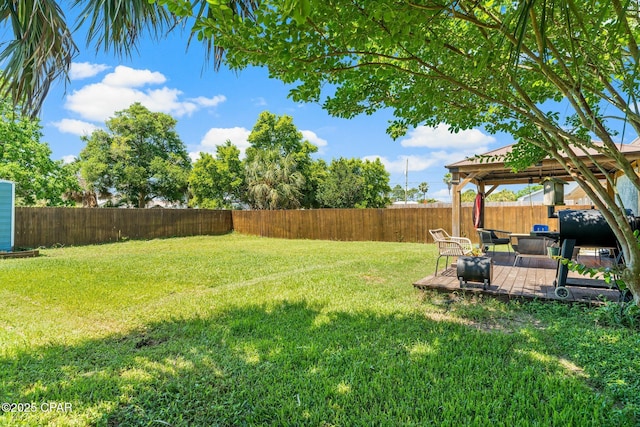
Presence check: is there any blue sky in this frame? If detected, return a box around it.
[38,18,512,202]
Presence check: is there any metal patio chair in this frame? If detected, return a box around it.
[429,229,473,275]
[477,228,511,256]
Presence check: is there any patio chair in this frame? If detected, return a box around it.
[429,228,473,252]
[433,239,473,276]
[477,228,511,256]
[429,229,473,275]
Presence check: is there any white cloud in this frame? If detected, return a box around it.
[190,95,227,107]
[64,65,226,122]
[190,127,251,160]
[432,188,453,202]
[364,147,484,176]
[102,65,166,87]
[301,130,328,149]
[61,155,77,164]
[70,62,110,80]
[400,124,496,149]
[51,119,99,136]
[363,154,439,174]
[252,97,267,106]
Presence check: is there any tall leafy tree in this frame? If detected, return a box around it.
[390,185,405,203]
[317,157,391,208]
[189,140,244,208]
[0,98,78,205]
[317,158,365,208]
[78,102,191,208]
[360,158,391,208]
[167,0,640,304]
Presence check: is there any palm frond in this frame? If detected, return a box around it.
[0,0,77,117]
[71,0,175,57]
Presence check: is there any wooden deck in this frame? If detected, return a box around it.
[413,250,626,304]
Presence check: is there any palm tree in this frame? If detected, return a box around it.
[0,0,259,117]
[443,173,452,200]
[417,182,428,203]
[245,150,305,210]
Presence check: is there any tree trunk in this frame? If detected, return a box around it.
[138,192,147,208]
[622,249,640,306]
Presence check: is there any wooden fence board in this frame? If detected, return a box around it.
[231,205,594,244]
[15,207,233,248]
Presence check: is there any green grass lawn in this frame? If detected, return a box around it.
[1,233,639,426]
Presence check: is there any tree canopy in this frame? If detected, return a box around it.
[0,98,78,206]
[317,157,391,208]
[78,103,191,208]
[189,141,244,209]
[187,110,392,209]
[245,111,318,208]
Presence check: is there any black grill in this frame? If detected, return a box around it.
[554,209,632,300]
[558,209,618,248]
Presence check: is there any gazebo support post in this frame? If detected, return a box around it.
[451,173,476,238]
[452,182,462,237]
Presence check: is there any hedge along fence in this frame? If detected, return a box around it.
[14,204,594,248]
[15,207,233,248]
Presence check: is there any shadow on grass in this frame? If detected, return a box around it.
[0,300,636,426]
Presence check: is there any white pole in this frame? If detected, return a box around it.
[404,158,408,204]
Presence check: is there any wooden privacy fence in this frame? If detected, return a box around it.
[13,204,593,248]
[232,204,593,243]
[15,207,233,248]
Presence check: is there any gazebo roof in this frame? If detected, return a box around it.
[445,138,640,186]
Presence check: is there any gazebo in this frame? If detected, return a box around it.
[444,138,640,236]
[414,139,640,303]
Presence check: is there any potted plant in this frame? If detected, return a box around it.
[547,241,560,258]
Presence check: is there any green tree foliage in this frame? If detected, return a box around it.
[307,158,328,207]
[316,157,390,208]
[245,149,305,209]
[173,0,640,304]
[390,185,405,203]
[461,190,477,203]
[245,111,318,208]
[189,141,244,209]
[0,99,78,205]
[360,158,391,208]
[317,158,363,208]
[78,103,191,208]
[486,189,517,202]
